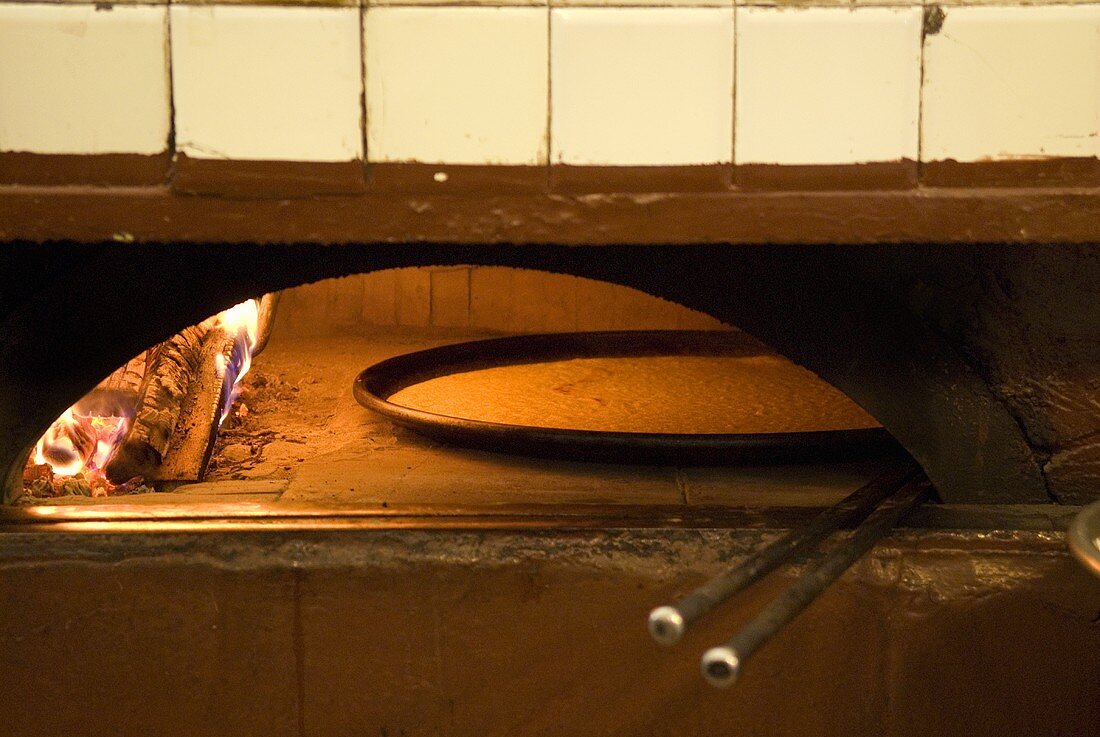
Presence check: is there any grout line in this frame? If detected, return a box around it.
[731,2,737,170]
[916,4,931,181]
[144,1,362,6]
[359,0,368,163]
[545,3,553,182]
[164,0,178,183]
[371,1,725,5]
[551,1,734,5]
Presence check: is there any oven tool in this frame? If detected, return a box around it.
[647,462,921,646]
[353,330,899,466]
[699,474,933,688]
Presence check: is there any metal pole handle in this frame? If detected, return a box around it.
[700,476,933,687]
[648,462,920,645]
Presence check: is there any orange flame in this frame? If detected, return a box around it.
[217,298,260,351]
[214,298,261,426]
[31,298,262,480]
[33,408,129,479]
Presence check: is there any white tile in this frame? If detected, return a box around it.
[735,7,921,166]
[554,0,727,8]
[171,5,362,162]
[930,0,1096,6]
[732,0,911,6]
[4,0,165,4]
[921,6,1100,163]
[364,7,547,165]
[0,3,169,155]
[374,0,542,7]
[550,8,734,166]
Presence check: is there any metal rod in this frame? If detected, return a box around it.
[647,462,919,646]
[700,476,933,688]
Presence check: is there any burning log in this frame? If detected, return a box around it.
[97,352,147,396]
[71,352,149,424]
[26,295,276,496]
[104,321,213,482]
[253,292,280,355]
[155,326,240,482]
[105,295,274,484]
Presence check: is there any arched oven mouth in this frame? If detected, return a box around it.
[6,263,913,519]
[0,243,1064,512]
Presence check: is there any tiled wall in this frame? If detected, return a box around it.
[0,0,1098,189]
[735,7,920,167]
[0,4,170,156]
[922,6,1100,162]
[172,5,363,163]
[274,268,725,336]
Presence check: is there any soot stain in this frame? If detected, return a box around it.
[923,6,946,37]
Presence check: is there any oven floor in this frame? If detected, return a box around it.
[26,330,898,509]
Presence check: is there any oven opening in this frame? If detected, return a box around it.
[15,266,906,513]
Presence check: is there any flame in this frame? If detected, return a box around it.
[33,408,129,479]
[217,298,260,351]
[88,415,130,470]
[214,298,261,426]
[30,297,262,483]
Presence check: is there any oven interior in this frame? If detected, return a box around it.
[15,265,904,513]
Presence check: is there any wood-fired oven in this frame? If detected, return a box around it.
[1,1,1099,734]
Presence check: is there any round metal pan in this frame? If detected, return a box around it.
[353,330,900,466]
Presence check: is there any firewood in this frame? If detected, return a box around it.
[253,293,280,355]
[105,321,213,482]
[155,327,238,482]
[73,351,149,420]
[97,352,147,395]
[102,295,275,485]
